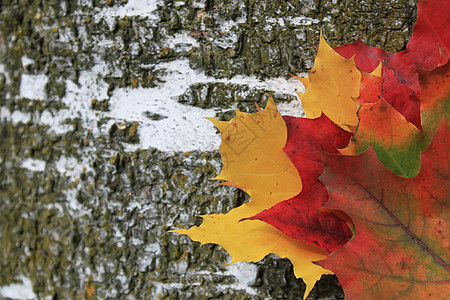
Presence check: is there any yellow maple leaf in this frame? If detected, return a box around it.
[292,55,380,105]
[205,96,301,208]
[171,97,331,298]
[297,31,361,132]
[175,205,331,298]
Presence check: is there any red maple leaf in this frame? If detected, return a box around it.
[316,120,450,299]
[402,0,450,70]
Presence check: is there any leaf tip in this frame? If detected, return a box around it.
[204,116,222,127]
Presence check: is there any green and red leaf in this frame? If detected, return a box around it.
[340,71,422,178]
[419,60,450,143]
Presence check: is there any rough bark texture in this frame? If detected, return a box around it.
[0,0,416,299]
